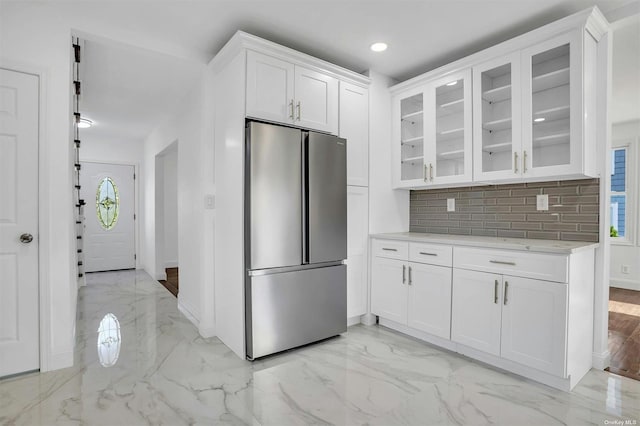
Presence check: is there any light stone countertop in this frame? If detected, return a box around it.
[370,232,599,254]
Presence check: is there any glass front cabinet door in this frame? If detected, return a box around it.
[521,31,581,178]
[393,70,472,188]
[393,86,427,188]
[473,53,522,181]
[425,69,473,185]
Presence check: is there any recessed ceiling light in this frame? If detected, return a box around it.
[370,42,388,52]
[446,81,458,86]
[78,118,93,128]
[534,117,545,122]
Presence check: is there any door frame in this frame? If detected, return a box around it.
[79,160,141,272]
[0,60,49,371]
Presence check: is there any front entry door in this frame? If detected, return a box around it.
[0,68,40,377]
[80,162,135,272]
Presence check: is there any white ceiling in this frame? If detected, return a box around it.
[80,39,203,143]
[56,0,637,143]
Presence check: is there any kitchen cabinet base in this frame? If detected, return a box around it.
[378,317,589,392]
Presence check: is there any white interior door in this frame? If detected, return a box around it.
[0,68,40,377]
[80,162,135,272]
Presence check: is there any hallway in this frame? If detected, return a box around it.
[1,270,639,425]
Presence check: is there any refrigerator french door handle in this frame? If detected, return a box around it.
[302,131,309,264]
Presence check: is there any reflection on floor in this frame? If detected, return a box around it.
[1,270,639,425]
[608,287,640,381]
[158,266,178,297]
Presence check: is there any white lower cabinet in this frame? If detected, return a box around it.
[407,262,451,339]
[370,237,595,391]
[500,275,567,376]
[371,257,407,324]
[452,269,567,375]
[371,243,453,339]
[451,269,502,356]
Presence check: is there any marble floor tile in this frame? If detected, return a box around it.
[1,270,639,425]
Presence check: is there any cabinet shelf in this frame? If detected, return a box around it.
[482,141,512,153]
[437,149,465,160]
[401,110,423,123]
[401,136,424,144]
[401,155,424,164]
[533,105,569,122]
[437,127,464,142]
[483,84,511,103]
[533,132,570,147]
[532,67,569,93]
[483,117,512,132]
[438,98,464,116]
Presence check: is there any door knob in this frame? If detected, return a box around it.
[20,233,33,244]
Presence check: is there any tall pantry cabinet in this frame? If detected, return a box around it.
[211,31,371,358]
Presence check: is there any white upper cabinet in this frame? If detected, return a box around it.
[521,31,582,178]
[246,50,339,134]
[339,82,369,186]
[473,53,522,181]
[426,69,473,185]
[393,69,472,189]
[246,50,295,124]
[391,8,606,188]
[295,65,339,134]
[393,85,427,188]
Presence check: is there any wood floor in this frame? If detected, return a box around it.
[607,287,640,381]
[158,267,178,297]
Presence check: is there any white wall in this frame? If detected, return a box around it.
[142,79,214,336]
[610,120,640,290]
[366,70,409,234]
[163,147,179,268]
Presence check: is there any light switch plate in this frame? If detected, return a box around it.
[536,194,549,211]
[447,198,455,212]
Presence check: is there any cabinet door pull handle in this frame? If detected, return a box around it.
[514,152,519,173]
[402,265,406,284]
[419,252,437,256]
[504,281,509,305]
[296,101,301,121]
[408,266,412,285]
[430,163,434,182]
[423,164,427,182]
[523,150,528,173]
[494,280,499,304]
[382,248,397,252]
[489,260,516,266]
[289,99,295,120]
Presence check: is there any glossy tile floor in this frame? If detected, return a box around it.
[1,270,639,425]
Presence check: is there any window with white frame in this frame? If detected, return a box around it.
[610,147,627,239]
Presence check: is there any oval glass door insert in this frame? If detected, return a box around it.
[96,177,119,230]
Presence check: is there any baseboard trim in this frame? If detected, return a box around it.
[610,278,640,291]
[177,298,200,329]
[199,325,216,338]
[44,351,74,372]
[164,261,178,269]
[592,350,611,370]
[360,313,376,326]
[347,315,361,327]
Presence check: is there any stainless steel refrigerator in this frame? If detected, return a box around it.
[244,121,347,360]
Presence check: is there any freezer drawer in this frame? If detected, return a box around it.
[246,264,347,359]
[307,131,347,263]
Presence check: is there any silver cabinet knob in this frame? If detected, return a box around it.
[20,233,33,244]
